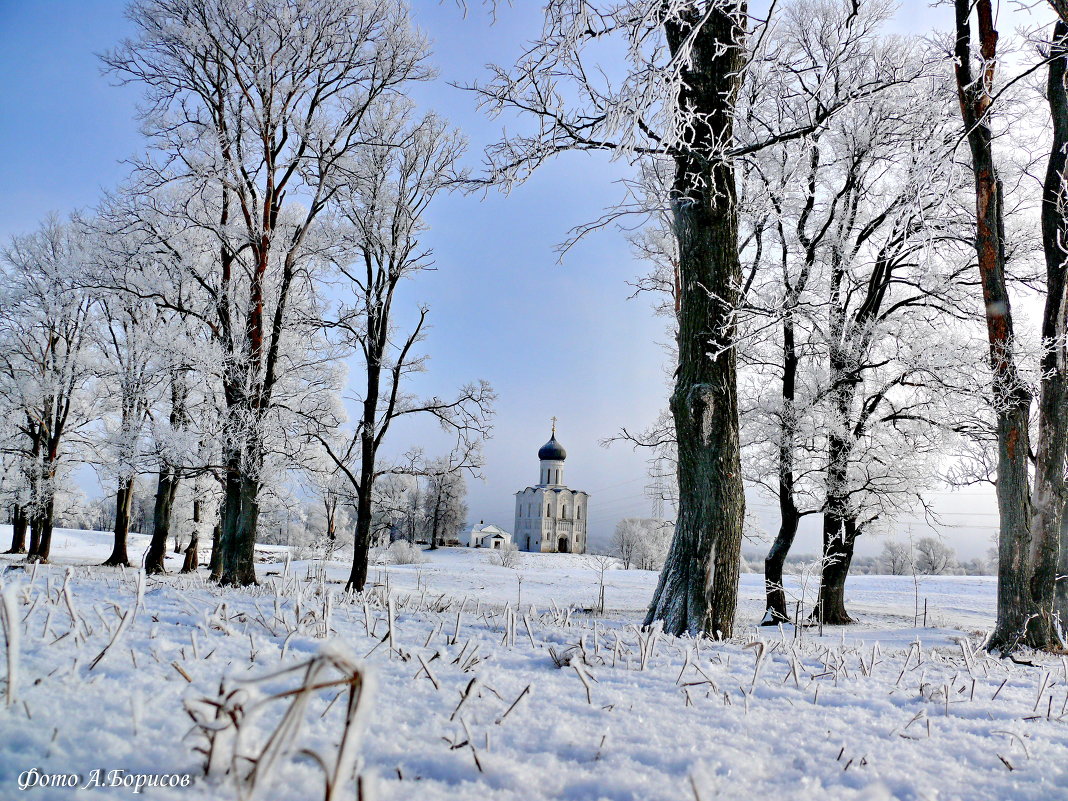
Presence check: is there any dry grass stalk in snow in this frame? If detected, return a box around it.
[185,644,372,801]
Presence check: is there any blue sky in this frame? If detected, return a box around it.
[0,0,1019,558]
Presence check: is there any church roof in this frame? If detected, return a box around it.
[538,433,567,461]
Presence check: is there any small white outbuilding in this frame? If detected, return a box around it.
[461,522,513,549]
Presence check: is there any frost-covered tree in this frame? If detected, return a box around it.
[471,0,927,638]
[879,540,912,576]
[104,0,436,586]
[423,465,467,550]
[613,518,673,571]
[85,226,169,567]
[0,217,96,562]
[914,536,956,575]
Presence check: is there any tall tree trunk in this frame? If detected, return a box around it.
[346,327,384,592]
[348,484,373,592]
[145,468,178,574]
[816,364,859,622]
[1025,20,1068,650]
[764,311,802,623]
[645,5,746,639]
[103,477,134,567]
[219,441,259,585]
[954,0,1035,654]
[816,517,857,625]
[6,505,27,554]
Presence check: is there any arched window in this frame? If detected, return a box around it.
[577,505,582,520]
[546,503,551,517]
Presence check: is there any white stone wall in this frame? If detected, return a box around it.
[514,486,588,554]
[540,459,565,486]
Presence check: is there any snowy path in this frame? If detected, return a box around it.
[0,531,1062,801]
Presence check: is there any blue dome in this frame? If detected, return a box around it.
[538,435,567,461]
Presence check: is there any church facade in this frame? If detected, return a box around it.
[514,424,589,553]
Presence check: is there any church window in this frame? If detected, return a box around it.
[546,503,551,517]
[577,505,582,519]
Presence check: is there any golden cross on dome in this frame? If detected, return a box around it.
[551,416,558,436]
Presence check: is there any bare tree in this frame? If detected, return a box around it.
[310,106,493,591]
[953,0,1040,653]
[1025,8,1068,648]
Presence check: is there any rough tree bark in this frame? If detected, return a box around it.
[816,517,857,624]
[103,478,134,568]
[645,4,747,639]
[816,246,859,624]
[145,468,178,574]
[26,448,59,563]
[1025,19,1068,649]
[954,0,1035,654]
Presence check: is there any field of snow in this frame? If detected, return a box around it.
[0,528,1065,801]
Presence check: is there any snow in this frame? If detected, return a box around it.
[0,528,1065,801]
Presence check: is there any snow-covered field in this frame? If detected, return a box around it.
[0,528,1065,801]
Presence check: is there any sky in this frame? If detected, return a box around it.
[1,0,1049,560]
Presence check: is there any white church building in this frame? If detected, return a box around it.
[461,522,513,549]
[514,423,589,553]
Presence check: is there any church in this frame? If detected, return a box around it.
[514,421,589,553]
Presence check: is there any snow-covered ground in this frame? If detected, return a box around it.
[0,528,1064,801]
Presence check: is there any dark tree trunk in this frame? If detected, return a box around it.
[6,505,27,554]
[954,0,1035,654]
[230,475,260,585]
[1058,503,1068,629]
[209,522,223,580]
[103,478,134,567]
[181,497,201,574]
[764,302,803,623]
[27,517,41,559]
[764,507,800,624]
[145,468,178,574]
[27,494,55,563]
[816,517,857,624]
[645,5,746,639]
[346,312,386,591]
[347,482,373,592]
[219,444,259,586]
[1025,20,1068,650]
